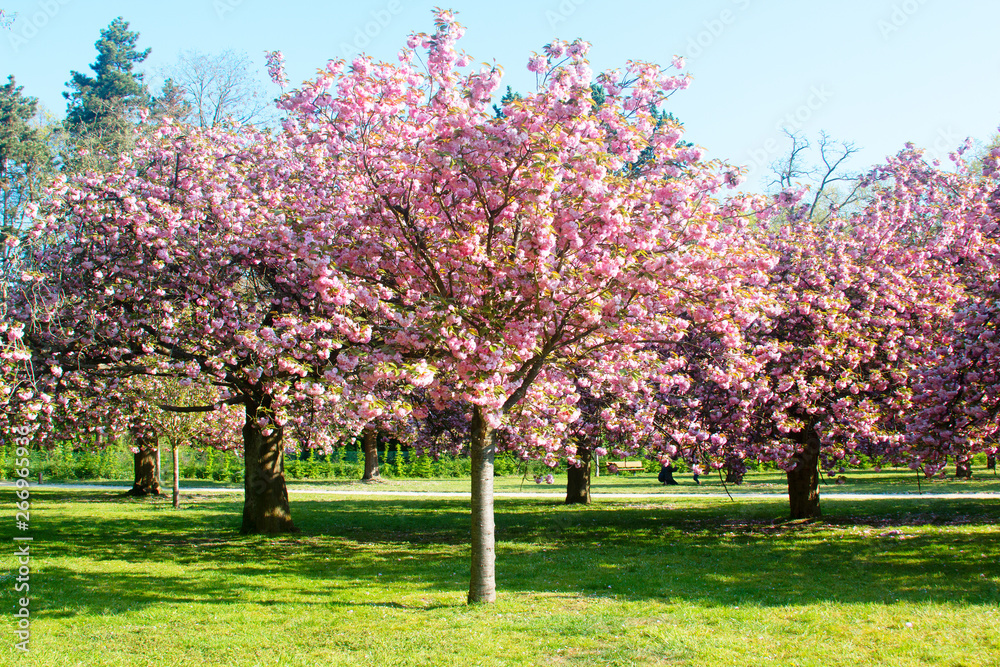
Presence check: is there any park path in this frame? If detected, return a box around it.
[7,482,1000,501]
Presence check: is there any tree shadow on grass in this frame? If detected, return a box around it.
[491,497,1000,607]
[22,492,1000,617]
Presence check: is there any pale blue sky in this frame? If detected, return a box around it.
[2,0,999,191]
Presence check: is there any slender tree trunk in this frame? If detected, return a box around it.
[565,445,592,505]
[956,456,973,479]
[468,406,496,604]
[361,427,380,482]
[241,397,295,534]
[172,442,180,509]
[126,445,162,496]
[786,428,821,519]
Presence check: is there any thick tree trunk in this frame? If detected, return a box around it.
[172,443,180,509]
[956,457,973,479]
[126,444,162,496]
[468,406,496,604]
[988,455,996,471]
[241,398,295,534]
[361,427,380,482]
[565,445,592,505]
[786,428,821,519]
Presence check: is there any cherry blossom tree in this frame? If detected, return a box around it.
[274,11,773,602]
[143,378,244,505]
[676,146,968,518]
[557,373,658,504]
[1,306,33,436]
[903,146,1000,476]
[18,122,410,533]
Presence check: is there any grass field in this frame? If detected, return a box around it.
[2,478,999,666]
[43,463,1000,496]
[284,466,1000,496]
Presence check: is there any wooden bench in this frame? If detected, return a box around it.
[606,460,644,474]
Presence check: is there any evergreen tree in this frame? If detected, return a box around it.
[0,76,51,243]
[492,86,521,118]
[63,17,151,163]
[151,78,193,125]
[1,76,53,362]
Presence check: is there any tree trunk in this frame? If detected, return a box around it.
[956,457,973,479]
[172,442,180,509]
[988,455,996,471]
[126,444,162,496]
[468,406,496,604]
[241,397,295,534]
[565,445,592,505]
[361,427,380,482]
[786,428,821,519]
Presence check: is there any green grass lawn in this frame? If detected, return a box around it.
[2,488,998,666]
[282,466,1000,496]
[47,464,1000,497]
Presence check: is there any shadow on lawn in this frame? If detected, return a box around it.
[25,491,1000,617]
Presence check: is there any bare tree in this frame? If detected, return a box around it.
[772,130,813,192]
[168,50,275,129]
[770,130,866,222]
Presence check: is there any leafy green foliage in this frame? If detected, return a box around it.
[0,76,52,239]
[150,78,192,124]
[62,16,151,165]
[491,85,521,118]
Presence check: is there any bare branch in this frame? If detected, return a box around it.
[168,49,276,129]
[157,395,245,413]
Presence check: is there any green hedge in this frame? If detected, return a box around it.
[0,441,542,482]
[17,440,977,483]
[0,440,133,481]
